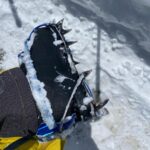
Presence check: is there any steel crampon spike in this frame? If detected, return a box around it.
[82,69,92,77]
[56,19,64,30]
[59,42,65,48]
[74,61,80,65]
[66,41,77,47]
[61,29,72,35]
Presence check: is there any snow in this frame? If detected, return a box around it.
[53,40,63,46]
[54,75,68,83]
[52,30,63,46]
[67,54,77,74]
[80,105,87,111]
[19,41,55,130]
[0,0,150,150]
[54,74,75,83]
[83,97,93,105]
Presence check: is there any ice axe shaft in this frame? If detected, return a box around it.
[95,26,101,104]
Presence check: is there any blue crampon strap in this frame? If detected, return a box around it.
[82,80,94,98]
[24,23,50,51]
[37,114,76,140]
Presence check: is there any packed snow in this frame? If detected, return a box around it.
[19,39,55,130]
[0,0,150,150]
[83,97,93,105]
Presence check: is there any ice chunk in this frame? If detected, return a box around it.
[83,96,93,105]
[54,75,68,83]
[53,40,63,46]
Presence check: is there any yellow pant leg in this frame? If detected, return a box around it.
[18,138,65,150]
[0,137,65,150]
[38,139,65,150]
[0,137,21,149]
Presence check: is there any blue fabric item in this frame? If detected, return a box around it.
[37,114,76,138]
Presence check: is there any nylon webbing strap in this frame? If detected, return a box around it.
[37,113,76,139]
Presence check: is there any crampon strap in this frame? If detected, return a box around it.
[37,114,76,141]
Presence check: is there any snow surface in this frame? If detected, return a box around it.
[0,0,150,150]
